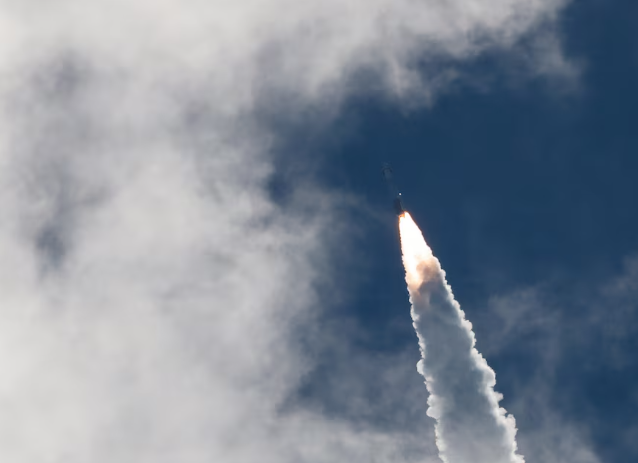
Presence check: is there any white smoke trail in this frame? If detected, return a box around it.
[399,212,523,463]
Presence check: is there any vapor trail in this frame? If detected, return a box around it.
[399,213,524,463]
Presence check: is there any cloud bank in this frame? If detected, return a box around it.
[0,0,571,461]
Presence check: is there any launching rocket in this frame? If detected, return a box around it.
[381,163,405,216]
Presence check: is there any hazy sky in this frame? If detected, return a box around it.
[0,0,635,462]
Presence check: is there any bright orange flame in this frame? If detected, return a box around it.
[399,212,439,289]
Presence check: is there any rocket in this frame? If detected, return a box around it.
[381,163,405,216]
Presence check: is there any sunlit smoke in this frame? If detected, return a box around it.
[399,212,524,463]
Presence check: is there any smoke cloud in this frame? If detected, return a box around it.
[0,1,571,461]
[399,213,523,463]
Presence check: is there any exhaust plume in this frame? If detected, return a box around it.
[399,212,523,463]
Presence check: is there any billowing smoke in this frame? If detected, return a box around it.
[0,0,572,461]
[399,212,523,463]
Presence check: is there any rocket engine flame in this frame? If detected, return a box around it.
[399,212,437,289]
[399,212,524,463]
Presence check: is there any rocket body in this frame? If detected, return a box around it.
[381,163,405,215]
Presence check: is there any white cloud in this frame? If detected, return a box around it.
[0,0,572,461]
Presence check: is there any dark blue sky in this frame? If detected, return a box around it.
[277,1,638,461]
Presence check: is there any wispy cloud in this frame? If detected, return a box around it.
[471,255,638,463]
